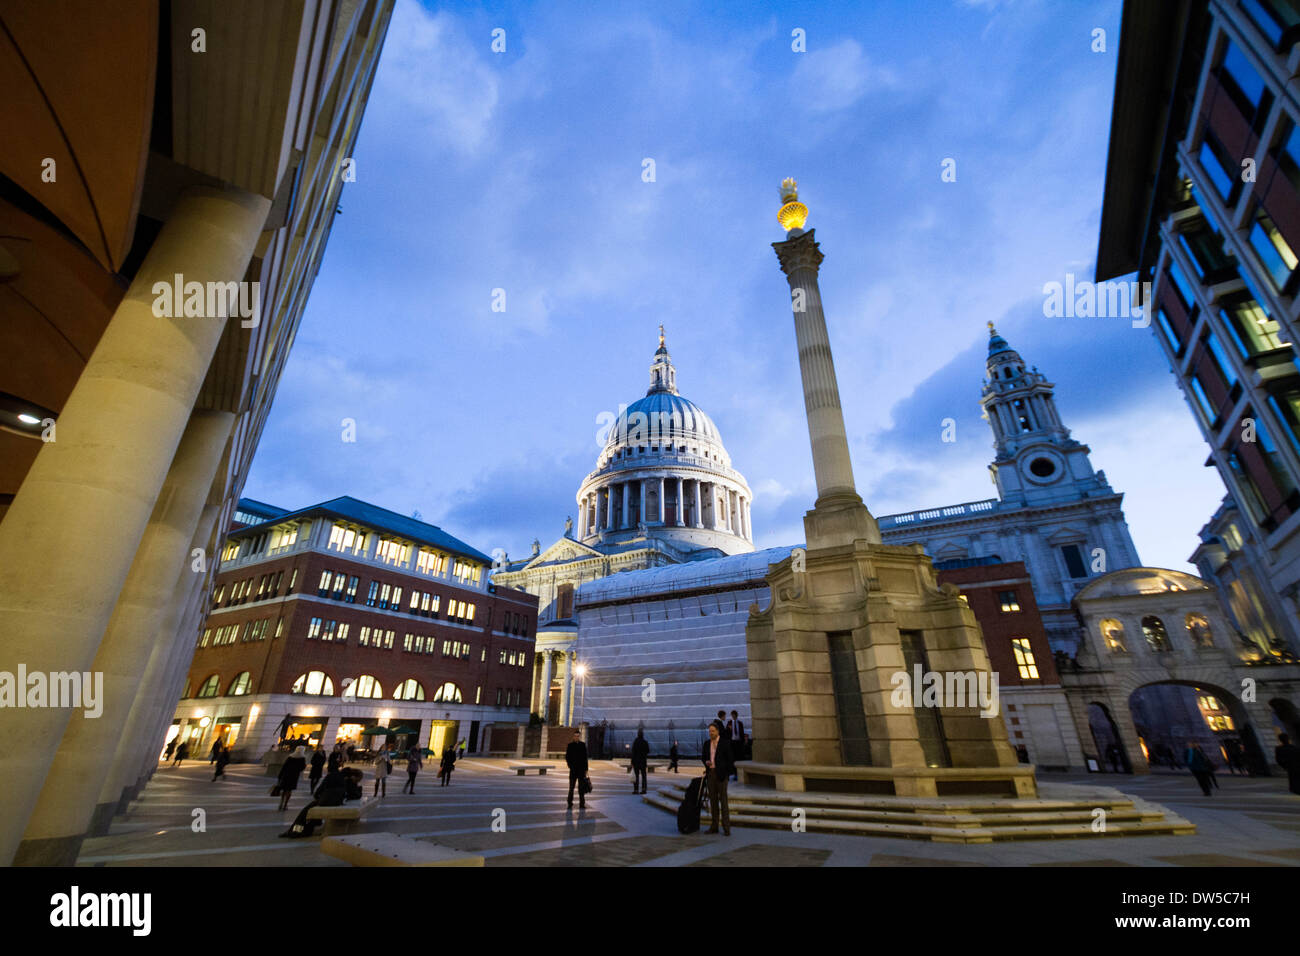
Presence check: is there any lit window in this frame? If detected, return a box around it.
[433,682,463,703]
[350,675,382,699]
[1011,638,1039,679]
[1249,207,1298,290]
[291,671,334,695]
[1185,612,1215,648]
[196,674,220,698]
[1100,618,1127,653]
[307,617,322,639]
[997,590,1021,613]
[227,672,251,696]
[393,678,425,701]
[1142,615,1171,652]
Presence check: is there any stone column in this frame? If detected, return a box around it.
[566,652,578,725]
[559,650,573,727]
[639,481,647,529]
[622,483,630,530]
[529,653,543,714]
[658,477,666,523]
[577,497,586,538]
[693,481,703,528]
[675,478,684,525]
[106,501,221,809]
[772,228,880,547]
[16,410,235,865]
[0,185,269,867]
[604,487,615,531]
[539,652,554,721]
[743,498,751,540]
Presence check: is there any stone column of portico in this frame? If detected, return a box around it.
[558,650,572,727]
[773,226,880,548]
[566,651,578,725]
[539,652,554,721]
[0,185,269,867]
[675,477,684,525]
[658,477,666,523]
[529,653,543,714]
[693,481,703,528]
[15,410,235,865]
[639,481,647,529]
[577,498,586,538]
[604,487,615,531]
[622,484,630,530]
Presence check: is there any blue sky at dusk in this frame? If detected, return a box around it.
[242,0,1226,571]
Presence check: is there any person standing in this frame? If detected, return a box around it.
[373,747,390,798]
[404,748,423,793]
[458,738,467,761]
[730,710,745,780]
[631,730,650,794]
[566,730,589,809]
[717,710,732,743]
[277,747,307,811]
[327,744,343,774]
[702,721,733,835]
[211,742,230,781]
[1276,734,1300,795]
[439,746,456,787]
[1185,742,1215,796]
[309,746,327,793]
[669,741,679,773]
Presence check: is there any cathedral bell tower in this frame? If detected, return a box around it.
[980,324,1110,508]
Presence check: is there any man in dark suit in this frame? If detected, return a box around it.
[701,720,733,835]
[717,710,731,742]
[730,709,745,779]
[631,730,650,794]
[565,730,589,809]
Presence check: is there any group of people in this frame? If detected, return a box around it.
[162,737,189,766]
[273,741,464,812]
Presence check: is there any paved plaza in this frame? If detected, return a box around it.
[75,759,1300,868]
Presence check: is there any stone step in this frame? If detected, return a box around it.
[644,786,1196,843]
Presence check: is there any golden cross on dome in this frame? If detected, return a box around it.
[987,321,996,333]
[659,324,665,348]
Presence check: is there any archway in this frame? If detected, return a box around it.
[1270,698,1300,743]
[1087,702,1131,772]
[1129,681,1268,776]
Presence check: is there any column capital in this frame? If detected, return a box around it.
[772,228,823,278]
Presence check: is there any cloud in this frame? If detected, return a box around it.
[789,38,898,113]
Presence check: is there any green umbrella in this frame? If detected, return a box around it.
[386,724,417,735]
[359,725,390,737]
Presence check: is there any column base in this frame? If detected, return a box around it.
[87,801,117,838]
[804,493,881,550]
[12,833,85,867]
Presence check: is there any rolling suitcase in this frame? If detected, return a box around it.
[676,773,707,834]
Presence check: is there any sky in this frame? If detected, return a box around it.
[242,0,1228,572]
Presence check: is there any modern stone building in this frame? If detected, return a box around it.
[1096,0,1300,659]
[170,496,537,764]
[879,326,1144,655]
[0,0,395,866]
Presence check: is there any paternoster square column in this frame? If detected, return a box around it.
[772,179,880,550]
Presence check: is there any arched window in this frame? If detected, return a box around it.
[291,671,334,695]
[348,674,382,699]
[196,674,220,698]
[180,680,192,699]
[1185,612,1214,648]
[227,672,252,696]
[393,678,425,701]
[1100,619,1127,653]
[1141,616,1171,652]
[432,681,463,703]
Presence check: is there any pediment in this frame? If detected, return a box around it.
[526,536,604,569]
[1044,525,1087,546]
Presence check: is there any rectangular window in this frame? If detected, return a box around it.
[392,587,403,609]
[496,689,503,706]
[346,576,359,603]
[998,590,1021,613]
[481,647,486,662]
[383,630,395,649]
[1198,135,1237,202]
[1204,331,1240,388]
[410,591,421,611]
[403,633,414,652]
[378,583,392,609]
[476,686,482,704]
[337,623,349,642]
[1249,207,1298,290]
[366,581,378,607]
[1165,259,1199,314]
[1218,40,1269,119]
[199,628,211,648]
[318,570,332,596]
[332,574,346,600]
[288,568,298,592]
[360,626,371,647]
[1061,544,1088,579]
[322,620,338,642]
[499,649,507,664]
[1218,291,1288,359]
[308,617,322,639]
[1189,372,1219,426]
[1156,307,1182,352]
[1011,638,1040,680]
[1242,0,1300,48]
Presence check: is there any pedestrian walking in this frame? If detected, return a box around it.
[373,748,390,798]
[309,746,327,793]
[631,729,650,794]
[276,747,307,811]
[669,741,679,773]
[566,730,589,809]
[172,740,189,767]
[209,739,223,764]
[403,748,423,793]
[730,710,745,779]
[164,738,177,762]
[702,720,733,835]
[439,747,455,787]
[1276,734,1300,795]
[211,741,231,781]
[1185,742,1216,796]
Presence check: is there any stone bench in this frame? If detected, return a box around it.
[508,764,555,775]
[306,797,376,836]
[322,832,484,867]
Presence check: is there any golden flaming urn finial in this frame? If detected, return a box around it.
[778,178,808,232]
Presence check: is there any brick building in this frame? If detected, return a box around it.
[170,496,538,761]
